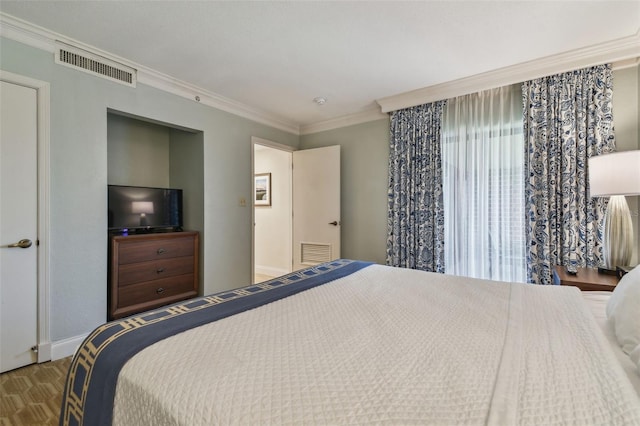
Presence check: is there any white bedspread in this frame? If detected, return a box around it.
[113,265,640,425]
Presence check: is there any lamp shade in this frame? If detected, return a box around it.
[131,201,154,215]
[589,150,640,197]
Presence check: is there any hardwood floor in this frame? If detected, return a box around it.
[0,357,71,426]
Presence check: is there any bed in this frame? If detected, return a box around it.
[60,259,640,425]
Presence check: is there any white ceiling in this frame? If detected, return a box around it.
[1,1,639,130]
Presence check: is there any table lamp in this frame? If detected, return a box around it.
[588,150,640,272]
[131,201,154,227]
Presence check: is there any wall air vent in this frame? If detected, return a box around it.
[301,243,332,265]
[55,42,136,87]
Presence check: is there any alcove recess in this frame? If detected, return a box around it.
[106,109,205,293]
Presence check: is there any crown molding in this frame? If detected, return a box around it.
[136,70,300,135]
[377,29,640,113]
[3,12,638,134]
[300,107,388,135]
[612,56,640,70]
[0,12,57,52]
[0,12,301,135]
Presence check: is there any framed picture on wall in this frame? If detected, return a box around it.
[254,173,271,206]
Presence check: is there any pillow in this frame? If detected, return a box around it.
[630,344,640,374]
[606,265,640,356]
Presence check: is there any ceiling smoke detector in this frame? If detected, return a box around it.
[313,97,327,105]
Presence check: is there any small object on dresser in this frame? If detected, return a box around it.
[597,266,618,275]
[565,265,578,275]
[616,266,632,279]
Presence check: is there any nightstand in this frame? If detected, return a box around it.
[552,265,619,291]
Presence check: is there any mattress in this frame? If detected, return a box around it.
[60,260,640,425]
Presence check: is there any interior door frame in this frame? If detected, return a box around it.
[250,136,294,283]
[1,70,51,363]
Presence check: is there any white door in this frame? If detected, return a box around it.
[292,145,340,271]
[0,80,39,373]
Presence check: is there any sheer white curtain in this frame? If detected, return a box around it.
[442,84,526,282]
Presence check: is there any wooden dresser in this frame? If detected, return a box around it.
[109,231,199,320]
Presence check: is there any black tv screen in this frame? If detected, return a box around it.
[108,185,183,231]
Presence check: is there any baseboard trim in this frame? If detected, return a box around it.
[51,333,88,360]
[255,265,289,278]
[36,341,51,363]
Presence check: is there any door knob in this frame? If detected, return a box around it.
[8,239,32,249]
[328,221,340,226]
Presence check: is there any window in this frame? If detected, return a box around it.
[441,84,526,282]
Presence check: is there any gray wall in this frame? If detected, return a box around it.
[169,128,205,236]
[169,128,206,290]
[300,118,390,265]
[1,37,299,341]
[107,114,171,187]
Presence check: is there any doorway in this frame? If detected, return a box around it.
[252,138,293,283]
[251,138,342,283]
[0,71,51,372]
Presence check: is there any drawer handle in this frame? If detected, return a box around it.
[156,287,165,294]
[156,268,165,274]
[157,248,166,254]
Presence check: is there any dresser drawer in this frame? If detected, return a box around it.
[118,236,194,264]
[118,256,195,286]
[109,231,199,320]
[117,274,196,309]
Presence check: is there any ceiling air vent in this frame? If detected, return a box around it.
[55,42,136,87]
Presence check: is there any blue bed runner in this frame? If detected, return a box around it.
[59,259,372,426]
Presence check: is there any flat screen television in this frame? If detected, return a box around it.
[108,185,183,233]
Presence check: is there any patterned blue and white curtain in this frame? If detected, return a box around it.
[387,101,446,272]
[523,64,615,285]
